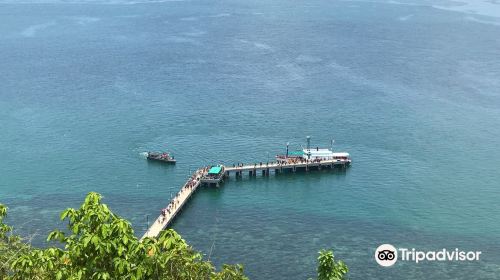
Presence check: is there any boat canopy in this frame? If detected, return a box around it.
[288,151,304,156]
[332,152,350,157]
[302,149,350,159]
[208,166,223,175]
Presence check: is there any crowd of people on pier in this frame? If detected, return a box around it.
[232,162,274,168]
[158,170,202,224]
[230,157,337,169]
[277,157,333,164]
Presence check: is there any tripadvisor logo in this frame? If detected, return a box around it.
[375,244,397,267]
[375,244,482,267]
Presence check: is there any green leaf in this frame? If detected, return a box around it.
[60,209,70,220]
[91,235,99,246]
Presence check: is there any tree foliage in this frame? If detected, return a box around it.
[1,193,349,280]
[1,192,248,280]
[316,249,348,280]
[1,204,30,279]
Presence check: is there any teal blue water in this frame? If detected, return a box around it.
[1,0,500,279]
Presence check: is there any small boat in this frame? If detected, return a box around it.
[147,152,176,164]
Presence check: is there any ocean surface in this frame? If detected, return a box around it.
[1,0,500,279]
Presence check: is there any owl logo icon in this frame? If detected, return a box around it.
[375,244,397,267]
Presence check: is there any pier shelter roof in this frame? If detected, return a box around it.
[208,166,223,175]
[288,151,304,156]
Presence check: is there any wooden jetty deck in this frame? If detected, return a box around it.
[142,158,350,239]
[141,168,204,240]
[224,158,350,176]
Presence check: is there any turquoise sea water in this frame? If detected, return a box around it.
[1,0,500,278]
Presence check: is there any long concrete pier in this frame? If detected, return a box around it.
[141,168,204,240]
[142,158,350,239]
[224,158,349,176]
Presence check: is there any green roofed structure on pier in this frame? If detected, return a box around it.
[201,166,226,187]
[288,151,304,156]
[208,166,223,175]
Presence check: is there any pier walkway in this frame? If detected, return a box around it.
[224,158,349,175]
[141,168,204,240]
[142,158,350,239]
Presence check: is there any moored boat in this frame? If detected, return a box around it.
[276,136,351,164]
[147,152,176,164]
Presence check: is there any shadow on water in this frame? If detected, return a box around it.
[146,159,177,170]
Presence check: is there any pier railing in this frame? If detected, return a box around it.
[141,169,204,240]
